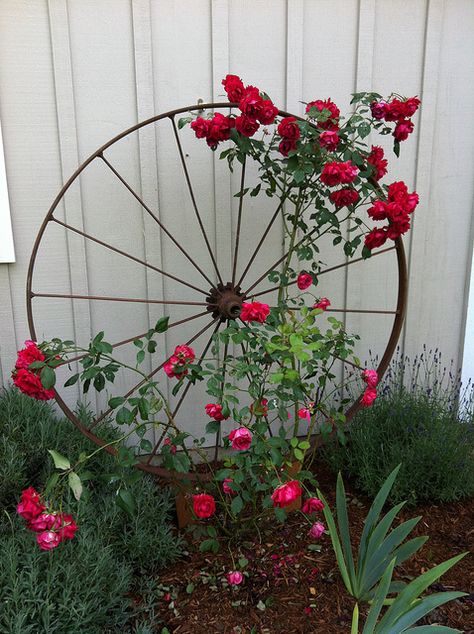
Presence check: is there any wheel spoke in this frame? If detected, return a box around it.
[32,291,207,307]
[170,115,223,285]
[231,157,246,286]
[51,217,208,295]
[213,340,229,462]
[287,307,399,315]
[60,310,210,366]
[99,153,215,288]
[236,195,287,288]
[249,245,397,298]
[145,319,221,464]
[89,316,218,430]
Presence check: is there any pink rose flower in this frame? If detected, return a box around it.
[319,130,339,151]
[298,407,311,420]
[271,480,302,508]
[393,118,414,142]
[313,298,330,311]
[370,101,387,120]
[163,437,177,455]
[205,403,228,422]
[223,478,236,495]
[27,513,60,533]
[192,493,216,519]
[240,302,270,323]
[228,427,253,451]
[297,272,313,290]
[15,340,45,370]
[227,571,243,585]
[308,521,326,539]
[302,498,325,514]
[36,530,61,551]
[164,345,195,379]
[362,369,378,388]
[361,387,377,407]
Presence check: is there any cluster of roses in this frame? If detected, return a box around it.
[12,340,54,401]
[190,74,279,148]
[367,145,388,181]
[370,97,421,143]
[17,487,78,551]
[365,181,419,250]
[320,159,360,210]
[164,344,196,379]
[360,369,378,407]
[306,98,341,153]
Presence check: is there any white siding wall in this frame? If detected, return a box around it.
[0,0,473,424]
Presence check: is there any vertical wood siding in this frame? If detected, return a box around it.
[0,1,473,435]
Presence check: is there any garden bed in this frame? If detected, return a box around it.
[146,460,474,633]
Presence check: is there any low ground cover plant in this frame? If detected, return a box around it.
[323,350,474,505]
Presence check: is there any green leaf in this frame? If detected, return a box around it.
[136,349,145,365]
[336,473,356,592]
[64,373,79,387]
[362,559,396,634]
[44,472,60,496]
[154,316,170,333]
[47,449,70,470]
[116,406,134,425]
[231,495,244,516]
[108,396,126,409]
[68,471,83,500]
[115,488,136,516]
[358,122,371,139]
[40,365,56,390]
[383,592,466,634]
[406,627,463,633]
[177,116,192,129]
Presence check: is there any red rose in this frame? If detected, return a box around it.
[370,101,387,120]
[313,297,330,311]
[27,513,60,533]
[174,345,195,362]
[387,217,410,239]
[228,427,253,450]
[277,116,300,140]
[15,340,45,370]
[367,145,388,181]
[240,301,270,323]
[321,161,358,187]
[384,99,405,122]
[17,493,46,521]
[361,387,377,407]
[223,478,236,495]
[164,345,195,379]
[12,368,55,401]
[306,98,340,130]
[239,86,263,118]
[191,117,210,139]
[319,130,339,151]
[36,530,61,551]
[367,200,388,221]
[402,97,421,117]
[385,202,406,222]
[297,272,313,290]
[362,369,378,388]
[163,437,177,455]
[222,74,245,103]
[387,181,409,203]
[192,493,216,519]
[235,114,259,138]
[364,228,387,250]
[339,160,359,184]
[405,192,419,213]
[206,113,235,148]
[279,138,297,157]
[302,497,325,514]
[330,188,359,208]
[205,403,228,422]
[251,398,269,417]
[57,513,79,541]
[271,480,302,508]
[257,99,278,125]
[393,118,414,142]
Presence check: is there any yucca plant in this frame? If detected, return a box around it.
[353,554,466,633]
[317,465,429,601]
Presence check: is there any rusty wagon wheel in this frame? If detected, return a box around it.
[26,102,407,480]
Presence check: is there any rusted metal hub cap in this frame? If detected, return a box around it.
[206,282,244,321]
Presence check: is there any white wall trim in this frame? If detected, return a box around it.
[0,120,15,263]
[462,242,474,386]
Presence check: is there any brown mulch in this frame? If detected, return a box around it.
[138,462,474,634]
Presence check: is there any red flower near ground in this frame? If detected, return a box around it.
[297,272,313,290]
[302,497,325,514]
[12,368,55,401]
[17,488,46,521]
[271,480,302,508]
[308,521,326,539]
[192,493,216,519]
[241,302,270,323]
[361,387,377,407]
[36,530,61,551]
[228,427,253,451]
[362,369,378,388]
[223,478,236,495]
[227,571,243,585]
[15,340,45,370]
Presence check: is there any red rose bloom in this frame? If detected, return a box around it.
[277,116,300,140]
[362,369,378,388]
[36,530,61,551]
[238,86,263,118]
[297,272,313,290]
[367,145,388,181]
[339,161,359,184]
[306,98,340,130]
[240,301,270,323]
[235,114,259,137]
[279,138,297,157]
[164,345,195,379]
[313,297,330,311]
[191,117,210,139]
[57,514,79,541]
[206,113,235,148]
[394,118,414,142]
[222,74,245,103]
[364,228,388,250]
[302,497,325,514]
[321,161,358,187]
[367,200,388,221]
[257,99,278,125]
[271,480,302,508]
[251,398,269,417]
[319,130,339,151]
[384,99,405,122]
[402,97,421,117]
[205,403,228,422]
[361,387,377,407]
[17,488,46,521]
[192,493,216,519]
[27,512,60,533]
[15,340,45,370]
[370,101,387,120]
[330,188,359,208]
[228,427,253,450]
[13,368,55,401]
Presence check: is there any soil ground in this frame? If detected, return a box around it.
[138,461,474,634]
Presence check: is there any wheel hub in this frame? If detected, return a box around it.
[206,282,245,321]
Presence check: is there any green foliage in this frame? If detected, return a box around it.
[318,466,428,602]
[322,385,474,506]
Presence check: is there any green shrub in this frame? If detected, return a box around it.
[0,387,184,632]
[323,351,474,505]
